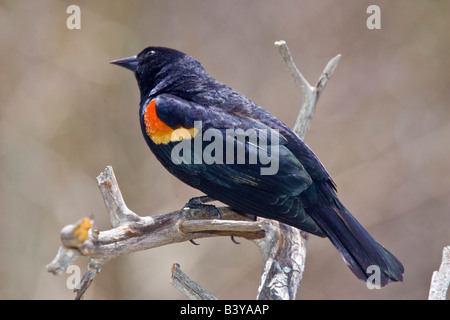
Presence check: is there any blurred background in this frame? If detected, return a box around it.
[1,0,449,299]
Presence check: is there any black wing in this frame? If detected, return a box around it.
[149,93,325,235]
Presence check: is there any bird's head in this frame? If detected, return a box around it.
[111,46,203,100]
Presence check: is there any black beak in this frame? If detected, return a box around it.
[110,55,139,71]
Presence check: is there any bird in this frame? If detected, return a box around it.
[110,46,404,286]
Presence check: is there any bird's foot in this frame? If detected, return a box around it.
[183,196,221,219]
[184,196,240,245]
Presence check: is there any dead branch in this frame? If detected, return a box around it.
[428,246,450,300]
[46,41,341,300]
[170,263,218,300]
[254,40,341,300]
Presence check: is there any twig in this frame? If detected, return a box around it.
[74,258,109,300]
[97,166,141,227]
[170,263,218,300]
[47,246,80,276]
[428,246,450,300]
[46,41,341,300]
[274,40,341,138]
[252,40,341,300]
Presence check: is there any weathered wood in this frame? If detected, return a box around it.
[170,263,218,300]
[428,246,450,300]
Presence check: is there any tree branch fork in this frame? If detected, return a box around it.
[52,166,267,264]
[47,40,342,300]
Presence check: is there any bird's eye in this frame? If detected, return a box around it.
[148,50,156,55]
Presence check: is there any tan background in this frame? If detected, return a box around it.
[1,0,449,299]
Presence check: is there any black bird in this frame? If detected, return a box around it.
[111,46,404,286]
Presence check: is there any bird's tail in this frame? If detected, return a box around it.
[305,190,404,286]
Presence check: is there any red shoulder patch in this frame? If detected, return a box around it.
[143,99,198,144]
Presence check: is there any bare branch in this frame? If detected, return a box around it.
[315,53,342,97]
[255,221,308,300]
[252,40,341,300]
[181,219,263,234]
[46,246,80,276]
[274,40,341,139]
[47,166,265,299]
[170,263,218,300]
[274,40,314,101]
[97,166,141,227]
[428,246,450,300]
[74,258,109,300]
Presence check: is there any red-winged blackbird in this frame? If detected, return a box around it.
[111,47,403,286]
